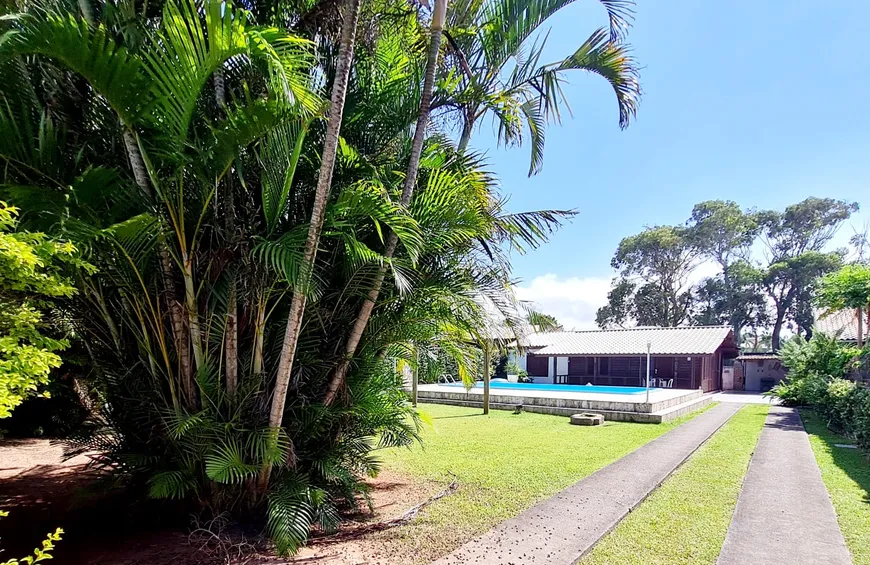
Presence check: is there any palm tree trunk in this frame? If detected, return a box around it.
[252,293,266,375]
[225,282,238,395]
[122,129,151,199]
[160,248,193,402]
[411,348,418,407]
[458,116,473,153]
[323,0,448,406]
[261,0,363,486]
[857,307,864,348]
[123,126,194,403]
[78,0,94,26]
[215,66,238,396]
[181,250,204,373]
[482,340,490,415]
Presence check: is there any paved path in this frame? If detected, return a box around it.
[718,406,851,565]
[432,402,742,565]
[709,391,778,404]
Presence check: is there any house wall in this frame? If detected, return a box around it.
[556,356,569,377]
[743,359,787,392]
[508,351,527,372]
[733,361,745,390]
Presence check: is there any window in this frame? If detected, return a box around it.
[587,357,595,375]
[599,357,610,375]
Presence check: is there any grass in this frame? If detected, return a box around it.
[579,404,769,565]
[370,402,715,564]
[800,409,870,565]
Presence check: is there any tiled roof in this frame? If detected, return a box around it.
[814,309,864,342]
[736,353,780,361]
[531,326,733,356]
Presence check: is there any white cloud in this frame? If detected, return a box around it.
[514,274,612,330]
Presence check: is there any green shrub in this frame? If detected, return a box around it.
[0,510,62,565]
[772,372,827,406]
[772,334,870,448]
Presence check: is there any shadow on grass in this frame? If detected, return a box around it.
[430,413,485,420]
[800,409,870,506]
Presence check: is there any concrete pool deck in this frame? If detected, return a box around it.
[416,384,712,423]
[431,402,742,565]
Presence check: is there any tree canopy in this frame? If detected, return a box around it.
[596,197,858,350]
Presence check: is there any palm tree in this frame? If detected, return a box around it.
[323,0,449,405]
[264,0,364,487]
[0,0,574,553]
[441,0,641,175]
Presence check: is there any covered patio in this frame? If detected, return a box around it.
[520,326,739,392]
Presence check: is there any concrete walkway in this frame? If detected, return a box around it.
[432,402,742,565]
[709,391,778,404]
[718,406,851,565]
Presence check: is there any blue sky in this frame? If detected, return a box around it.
[468,0,870,328]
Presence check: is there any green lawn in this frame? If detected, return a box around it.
[579,404,769,565]
[371,402,714,564]
[801,409,870,565]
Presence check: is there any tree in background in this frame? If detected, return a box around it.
[597,197,857,348]
[691,260,768,335]
[0,203,87,418]
[816,264,870,347]
[597,225,698,327]
[763,251,843,348]
[687,200,761,341]
[759,197,857,349]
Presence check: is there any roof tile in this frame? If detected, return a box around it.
[531,326,733,356]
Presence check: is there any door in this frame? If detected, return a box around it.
[526,354,549,377]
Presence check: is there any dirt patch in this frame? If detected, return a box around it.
[0,439,444,565]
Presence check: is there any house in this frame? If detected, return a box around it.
[734,353,787,392]
[814,308,866,344]
[512,326,739,392]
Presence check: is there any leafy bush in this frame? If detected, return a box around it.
[772,334,870,448]
[0,510,62,565]
[0,202,91,419]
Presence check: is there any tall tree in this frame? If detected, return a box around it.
[266,0,364,467]
[324,0,449,406]
[759,197,857,349]
[597,225,699,327]
[764,252,843,349]
[687,200,760,341]
[691,260,768,336]
[759,197,858,262]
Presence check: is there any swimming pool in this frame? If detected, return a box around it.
[446,381,656,395]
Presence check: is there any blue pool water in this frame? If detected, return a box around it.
[447,381,656,395]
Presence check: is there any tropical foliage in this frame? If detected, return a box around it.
[816,264,870,347]
[773,334,870,449]
[0,0,634,553]
[0,202,85,418]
